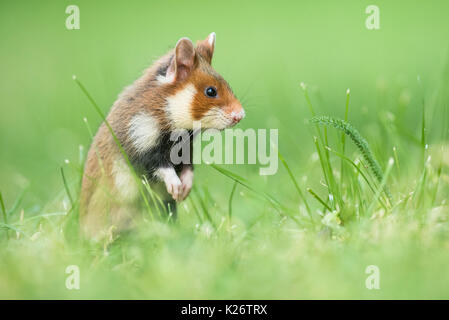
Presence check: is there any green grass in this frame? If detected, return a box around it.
[1,78,448,298]
[1,0,449,299]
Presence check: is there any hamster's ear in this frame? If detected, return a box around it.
[167,37,196,82]
[196,32,215,64]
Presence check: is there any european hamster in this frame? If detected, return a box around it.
[80,33,244,239]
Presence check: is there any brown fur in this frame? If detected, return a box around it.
[80,34,243,240]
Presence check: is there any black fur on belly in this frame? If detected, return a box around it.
[129,130,193,180]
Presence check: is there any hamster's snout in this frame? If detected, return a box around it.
[227,102,245,126]
[209,102,245,129]
[230,110,245,124]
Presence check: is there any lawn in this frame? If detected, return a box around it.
[0,0,448,299]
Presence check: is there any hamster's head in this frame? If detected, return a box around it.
[162,33,245,130]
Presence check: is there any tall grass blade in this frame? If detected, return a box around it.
[188,196,203,224]
[414,157,429,209]
[210,164,300,225]
[193,187,216,229]
[142,175,165,218]
[392,146,400,175]
[277,151,313,220]
[60,166,74,209]
[0,192,9,239]
[421,100,426,168]
[228,181,238,220]
[83,117,106,176]
[307,188,332,212]
[431,164,442,206]
[340,88,351,187]
[0,191,7,223]
[6,188,27,217]
[366,158,394,216]
[323,127,341,207]
[0,223,25,236]
[312,137,333,205]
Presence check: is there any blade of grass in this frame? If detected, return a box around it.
[6,187,27,217]
[22,212,68,224]
[76,145,86,199]
[193,187,216,229]
[421,99,426,168]
[366,158,394,217]
[307,188,332,212]
[60,166,74,209]
[277,150,313,220]
[142,175,165,218]
[392,146,400,175]
[0,223,26,237]
[431,165,442,206]
[210,164,275,209]
[0,191,9,239]
[312,137,334,209]
[414,157,429,209]
[323,126,342,207]
[431,150,443,206]
[228,181,238,220]
[83,117,106,176]
[209,164,300,225]
[340,88,351,187]
[188,196,203,224]
[0,191,7,224]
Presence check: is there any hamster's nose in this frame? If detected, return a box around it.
[231,109,245,124]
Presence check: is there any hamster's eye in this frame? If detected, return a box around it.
[205,86,217,98]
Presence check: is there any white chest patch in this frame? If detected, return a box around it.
[112,156,139,202]
[166,83,196,129]
[128,112,160,154]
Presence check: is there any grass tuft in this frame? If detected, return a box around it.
[310,116,393,204]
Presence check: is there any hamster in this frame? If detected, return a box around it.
[80,33,245,239]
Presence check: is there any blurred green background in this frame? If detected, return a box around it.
[1,0,448,204]
[1,0,449,299]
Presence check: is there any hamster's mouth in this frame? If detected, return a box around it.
[224,117,242,129]
[227,120,240,128]
[199,108,245,130]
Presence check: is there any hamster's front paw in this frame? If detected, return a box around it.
[164,175,183,201]
[179,167,194,201]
